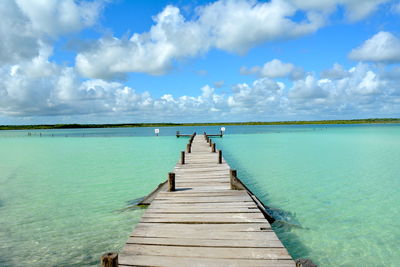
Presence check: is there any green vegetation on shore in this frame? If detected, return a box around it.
[1,118,399,130]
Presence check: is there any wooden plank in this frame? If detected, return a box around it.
[146,208,259,213]
[157,191,245,196]
[126,237,285,248]
[154,196,251,201]
[139,217,267,223]
[119,254,295,267]
[141,214,266,221]
[131,228,277,240]
[134,223,272,231]
[122,244,292,260]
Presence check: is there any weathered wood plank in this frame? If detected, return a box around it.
[119,254,295,267]
[134,223,272,232]
[131,228,277,240]
[122,244,292,260]
[140,217,267,223]
[126,237,285,248]
[141,213,265,220]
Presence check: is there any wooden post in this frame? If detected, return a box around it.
[101,252,118,267]
[187,143,191,153]
[230,169,237,190]
[176,131,180,137]
[212,143,216,153]
[229,169,245,190]
[168,172,175,192]
[218,150,222,164]
[181,151,185,165]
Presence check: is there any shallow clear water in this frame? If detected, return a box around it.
[0,134,186,266]
[1,125,399,266]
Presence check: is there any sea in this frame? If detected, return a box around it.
[0,124,399,266]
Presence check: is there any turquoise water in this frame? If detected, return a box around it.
[1,125,399,266]
[0,134,186,266]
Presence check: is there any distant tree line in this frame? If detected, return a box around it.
[1,118,399,130]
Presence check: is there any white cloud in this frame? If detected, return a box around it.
[1,57,400,121]
[15,0,104,36]
[227,78,285,114]
[76,0,324,79]
[349,31,400,63]
[76,5,210,78]
[214,81,225,88]
[0,0,40,64]
[289,75,329,100]
[0,0,398,122]
[198,0,324,54]
[0,0,104,65]
[75,0,389,79]
[321,63,349,79]
[241,59,305,80]
[288,0,389,21]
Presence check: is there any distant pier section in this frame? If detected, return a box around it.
[176,128,224,138]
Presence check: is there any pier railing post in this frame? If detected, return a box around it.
[229,169,246,190]
[209,139,213,147]
[218,150,222,164]
[230,169,237,190]
[187,143,191,153]
[168,172,175,192]
[212,143,216,153]
[181,151,185,165]
[101,252,118,267]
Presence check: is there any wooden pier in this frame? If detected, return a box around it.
[103,133,296,266]
[176,131,223,138]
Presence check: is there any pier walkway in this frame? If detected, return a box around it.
[113,134,295,266]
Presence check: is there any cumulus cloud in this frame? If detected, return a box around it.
[0,0,103,65]
[227,78,285,114]
[288,0,389,21]
[0,0,398,122]
[0,47,226,120]
[349,31,400,63]
[76,0,325,79]
[289,75,329,100]
[74,0,389,80]
[241,59,305,80]
[75,0,389,79]
[1,56,400,121]
[15,0,104,36]
[321,63,349,79]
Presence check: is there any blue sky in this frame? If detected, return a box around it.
[1,0,400,124]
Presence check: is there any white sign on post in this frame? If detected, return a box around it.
[155,128,160,136]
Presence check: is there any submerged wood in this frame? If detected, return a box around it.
[101,252,118,267]
[138,181,167,205]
